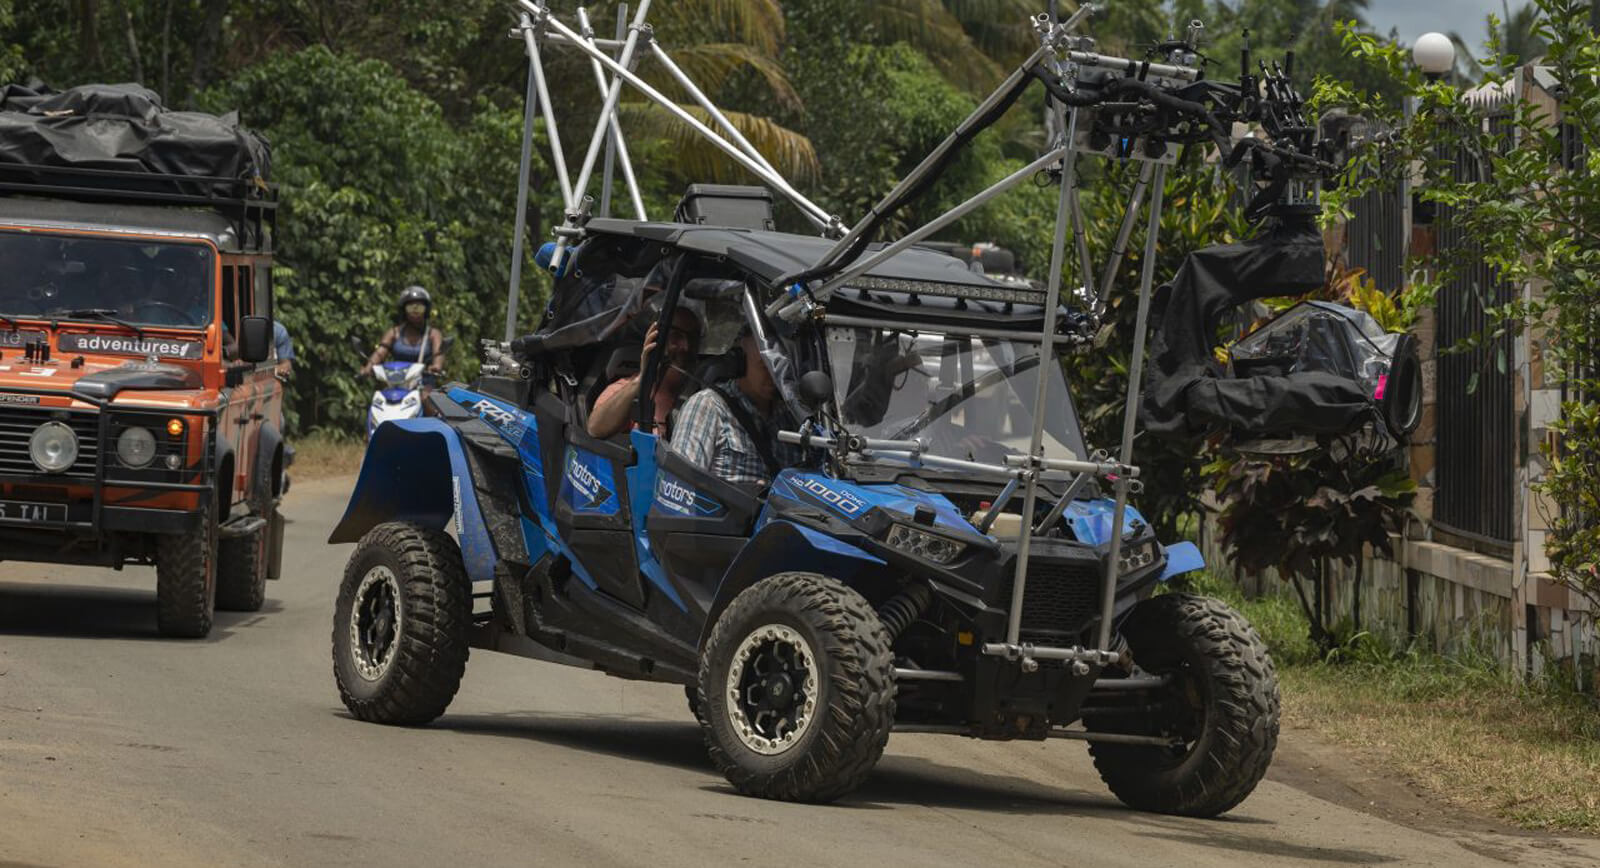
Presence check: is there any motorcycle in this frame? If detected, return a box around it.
[352,335,451,438]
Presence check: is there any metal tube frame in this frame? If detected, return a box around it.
[518,0,840,262]
[579,5,646,220]
[1095,163,1167,652]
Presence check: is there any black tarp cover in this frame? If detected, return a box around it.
[1143,216,1378,438]
[0,83,270,194]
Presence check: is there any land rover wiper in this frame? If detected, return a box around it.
[48,308,146,340]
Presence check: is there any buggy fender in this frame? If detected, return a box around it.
[1158,541,1205,581]
[327,419,496,582]
[698,518,886,650]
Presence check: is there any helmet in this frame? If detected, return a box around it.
[397,285,432,320]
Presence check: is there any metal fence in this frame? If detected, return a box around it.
[1344,178,1406,292]
[1433,127,1518,547]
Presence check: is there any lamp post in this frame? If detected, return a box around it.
[1413,32,1456,81]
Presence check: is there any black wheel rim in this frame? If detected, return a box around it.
[351,565,402,681]
[725,623,818,755]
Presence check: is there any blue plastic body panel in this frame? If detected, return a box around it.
[327,418,497,582]
[1158,541,1205,580]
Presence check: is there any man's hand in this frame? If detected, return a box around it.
[639,321,660,375]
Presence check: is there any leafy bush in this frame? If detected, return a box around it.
[201,47,548,433]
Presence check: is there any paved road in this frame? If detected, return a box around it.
[3,477,1598,868]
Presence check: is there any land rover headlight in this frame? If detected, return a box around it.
[117,426,157,468]
[29,421,79,473]
[885,523,965,564]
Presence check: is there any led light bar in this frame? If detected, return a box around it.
[847,276,1045,306]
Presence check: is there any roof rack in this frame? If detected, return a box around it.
[0,161,277,252]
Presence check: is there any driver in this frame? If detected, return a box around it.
[361,286,445,380]
[587,300,702,440]
[669,326,804,487]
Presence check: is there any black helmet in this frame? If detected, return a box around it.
[397,285,432,320]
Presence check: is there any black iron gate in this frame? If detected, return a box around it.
[1434,133,1517,546]
[1345,179,1406,293]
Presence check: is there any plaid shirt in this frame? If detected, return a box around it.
[669,382,805,486]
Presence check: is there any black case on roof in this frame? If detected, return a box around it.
[0,83,271,196]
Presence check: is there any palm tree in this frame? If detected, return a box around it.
[1449,0,1548,81]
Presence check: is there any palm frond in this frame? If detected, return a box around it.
[645,42,800,111]
[616,103,819,185]
[651,0,785,57]
[868,0,1007,92]
[941,0,1054,64]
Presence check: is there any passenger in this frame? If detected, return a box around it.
[669,327,804,487]
[586,302,702,439]
[360,286,445,380]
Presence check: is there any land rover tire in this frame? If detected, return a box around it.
[155,500,218,639]
[699,572,895,803]
[1085,593,1280,817]
[333,522,471,725]
[216,520,268,611]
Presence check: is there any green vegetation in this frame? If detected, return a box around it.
[1173,571,1600,833]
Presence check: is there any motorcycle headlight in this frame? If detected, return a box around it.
[371,395,384,408]
[1117,539,1159,575]
[117,426,157,468]
[886,523,965,564]
[401,393,419,407]
[29,421,79,473]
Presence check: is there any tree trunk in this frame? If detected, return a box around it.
[161,0,173,98]
[189,0,230,101]
[77,0,103,74]
[120,0,144,84]
[1352,557,1363,634]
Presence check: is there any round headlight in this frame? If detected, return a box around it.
[29,421,79,473]
[117,426,158,468]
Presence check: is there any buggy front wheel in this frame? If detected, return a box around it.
[1084,593,1280,817]
[698,572,895,803]
[332,522,471,725]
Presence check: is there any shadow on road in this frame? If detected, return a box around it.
[0,581,280,642]
[438,712,712,773]
[1132,815,1401,865]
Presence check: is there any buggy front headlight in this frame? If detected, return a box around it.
[29,421,79,473]
[886,523,965,564]
[1117,539,1159,575]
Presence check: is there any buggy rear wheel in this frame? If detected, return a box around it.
[332,522,471,725]
[1085,593,1279,817]
[699,572,895,803]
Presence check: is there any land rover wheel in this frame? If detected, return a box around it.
[333,522,471,725]
[216,520,268,611]
[156,501,217,639]
[1085,593,1280,817]
[699,572,895,803]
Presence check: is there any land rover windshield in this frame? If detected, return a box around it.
[825,326,1089,465]
[0,231,214,328]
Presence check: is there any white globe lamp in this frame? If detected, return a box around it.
[1413,32,1456,78]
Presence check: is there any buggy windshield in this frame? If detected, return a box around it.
[826,326,1088,465]
[0,231,214,328]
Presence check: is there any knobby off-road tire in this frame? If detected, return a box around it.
[699,572,895,803]
[1086,593,1280,817]
[333,522,471,726]
[155,499,218,639]
[216,521,268,611]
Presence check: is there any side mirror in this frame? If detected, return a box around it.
[239,315,272,364]
[349,335,367,357]
[798,370,834,411]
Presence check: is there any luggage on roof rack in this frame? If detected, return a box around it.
[0,82,272,201]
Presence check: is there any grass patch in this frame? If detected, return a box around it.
[288,430,365,480]
[1170,571,1600,834]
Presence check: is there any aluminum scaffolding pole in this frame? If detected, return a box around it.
[579,5,646,220]
[1096,162,1167,651]
[519,0,839,242]
[647,39,831,232]
[504,34,541,343]
[519,10,572,209]
[1005,105,1083,648]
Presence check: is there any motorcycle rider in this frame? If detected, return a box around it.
[360,286,446,382]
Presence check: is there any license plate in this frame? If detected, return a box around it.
[0,500,68,524]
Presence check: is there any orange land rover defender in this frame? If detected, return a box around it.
[0,163,286,638]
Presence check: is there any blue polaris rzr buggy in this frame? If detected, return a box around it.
[328,214,1276,813]
[324,1,1326,814]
